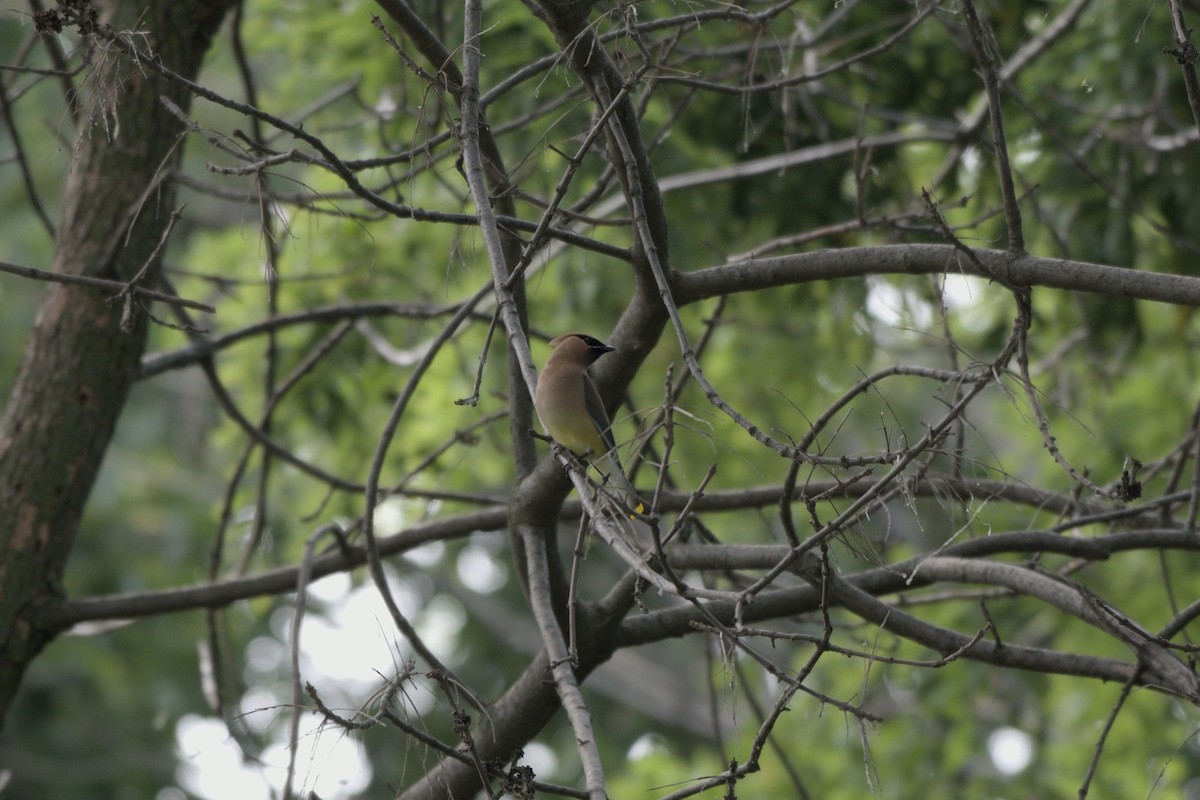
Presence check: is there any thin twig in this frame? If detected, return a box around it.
[0,258,215,313]
[1077,673,1137,798]
[962,0,1025,252]
[1164,0,1200,137]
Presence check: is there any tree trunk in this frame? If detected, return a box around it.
[0,0,233,724]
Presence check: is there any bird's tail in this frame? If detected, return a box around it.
[596,450,646,517]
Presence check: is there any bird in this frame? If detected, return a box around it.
[534,332,644,515]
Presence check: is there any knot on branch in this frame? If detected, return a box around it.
[34,0,101,36]
[1163,41,1199,66]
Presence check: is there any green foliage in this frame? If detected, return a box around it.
[4,0,1200,798]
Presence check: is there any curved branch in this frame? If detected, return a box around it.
[915,556,1199,700]
[139,301,467,378]
[37,507,508,630]
[676,244,1200,307]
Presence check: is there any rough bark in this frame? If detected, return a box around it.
[0,0,234,723]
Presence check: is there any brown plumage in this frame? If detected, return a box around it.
[535,332,641,512]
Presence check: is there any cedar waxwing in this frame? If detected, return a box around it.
[535,333,643,514]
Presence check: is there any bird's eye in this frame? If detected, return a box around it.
[580,335,603,347]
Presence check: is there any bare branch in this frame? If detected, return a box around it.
[0,258,215,314]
